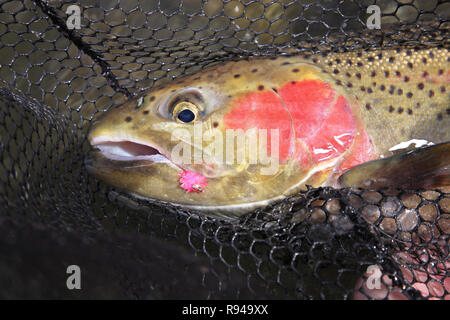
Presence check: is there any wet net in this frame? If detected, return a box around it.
[0,0,448,299]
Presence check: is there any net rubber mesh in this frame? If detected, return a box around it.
[0,0,448,299]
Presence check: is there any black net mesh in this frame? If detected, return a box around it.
[0,0,448,299]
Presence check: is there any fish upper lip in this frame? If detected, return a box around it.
[89,136,174,165]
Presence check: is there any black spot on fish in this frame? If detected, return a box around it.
[389,57,395,63]
[360,86,366,92]
[389,86,395,94]
[150,96,156,102]
[446,108,450,115]
[356,73,361,79]
[291,81,297,85]
[345,72,351,78]
[407,62,413,69]
[380,85,386,91]
[347,59,352,65]
[336,80,342,86]
[125,116,132,122]
[418,83,424,90]
[429,51,435,58]
[395,71,401,77]
[365,103,371,110]
[292,69,299,73]
[258,85,264,91]
[234,74,241,78]
[437,113,443,121]
[347,82,353,88]
[194,77,200,80]
[398,107,404,114]
[328,61,333,66]
[388,106,394,113]
[312,58,318,63]
[438,69,444,75]
[335,58,341,64]
[368,56,374,62]
[370,71,376,77]
[367,88,373,94]
[357,62,363,67]
[213,122,219,128]
[429,90,434,98]
[407,108,413,115]
[441,86,446,93]
[198,86,203,89]
[270,57,277,60]
[406,92,413,98]
[403,76,409,82]
[384,71,390,78]
[227,95,232,98]
[397,89,403,95]
[282,62,290,65]
[252,68,258,73]
[422,58,427,64]
[406,50,412,56]
[423,71,429,78]
[143,110,149,115]
[377,53,383,59]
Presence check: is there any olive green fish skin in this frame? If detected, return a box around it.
[88,47,449,215]
[315,47,449,156]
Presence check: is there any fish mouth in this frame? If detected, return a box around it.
[89,137,173,165]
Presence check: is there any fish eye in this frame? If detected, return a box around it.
[172,101,198,123]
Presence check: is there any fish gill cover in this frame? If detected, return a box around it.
[0,0,448,299]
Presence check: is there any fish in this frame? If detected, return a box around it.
[87,47,449,217]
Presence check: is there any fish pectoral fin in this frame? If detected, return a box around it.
[338,142,450,189]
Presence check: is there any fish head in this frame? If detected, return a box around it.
[87,57,371,215]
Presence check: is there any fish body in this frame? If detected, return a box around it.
[87,47,449,217]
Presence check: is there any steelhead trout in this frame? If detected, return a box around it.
[87,47,449,217]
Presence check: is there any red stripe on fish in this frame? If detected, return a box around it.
[277,80,356,164]
[223,89,293,161]
[305,95,356,162]
[225,79,373,171]
[277,79,336,141]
